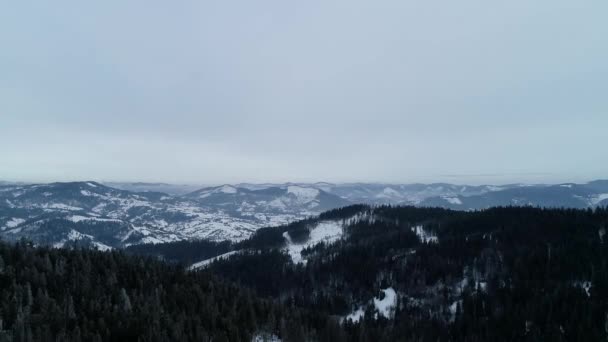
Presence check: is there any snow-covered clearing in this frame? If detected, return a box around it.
[344,287,398,323]
[373,288,397,319]
[283,221,343,264]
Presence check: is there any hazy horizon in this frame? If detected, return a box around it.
[2,1,606,185]
[1,176,606,188]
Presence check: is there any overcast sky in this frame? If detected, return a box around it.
[1,1,606,185]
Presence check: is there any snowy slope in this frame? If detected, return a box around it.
[188,251,241,270]
[344,287,398,323]
[0,182,349,249]
[283,220,345,264]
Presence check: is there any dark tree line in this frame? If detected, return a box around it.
[204,205,608,341]
[0,241,348,342]
[3,205,608,341]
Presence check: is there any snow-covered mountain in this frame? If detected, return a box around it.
[317,183,514,204]
[103,182,203,195]
[0,182,349,249]
[419,183,608,210]
[1,180,607,250]
[272,181,608,209]
[184,184,349,213]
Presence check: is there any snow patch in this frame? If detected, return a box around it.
[189,251,240,270]
[68,229,89,241]
[345,307,365,323]
[284,221,343,264]
[344,287,397,323]
[590,193,608,206]
[91,241,113,251]
[219,185,238,194]
[5,217,25,229]
[251,333,282,342]
[41,203,83,211]
[574,281,592,297]
[413,225,438,243]
[86,182,98,188]
[442,196,462,205]
[287,186,319,203]
[373,288,397,319]
[67,215,122,223]
[53,230,113,251]
[376,187,401,198]
[449,300,463,322]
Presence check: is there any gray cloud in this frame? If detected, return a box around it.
[1,0,606,185]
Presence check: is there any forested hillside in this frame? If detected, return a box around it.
[200,205,608,341]
[0,242,344,342]
[2,205,608,341]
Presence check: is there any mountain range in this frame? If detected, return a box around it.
[0,180,606,249]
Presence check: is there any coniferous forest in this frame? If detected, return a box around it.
[2,205,608,341]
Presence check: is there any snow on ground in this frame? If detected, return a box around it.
[189,251,240,270]
[68,229,91,241]
[344,287,398,323]
[86,182,98,188]
[251,333,282,342]
[52,229,113,251]
[41,203,84,211]
[345,308,365,323]
[283,221,343,264]
[374,288,397,319]
[376,187,401,199]
[442,196,463,205]
[287,186,319,203]
[590,193,608,206]
[5,217,25,229]
[449,300,463,322]
[413,225,438,243]
[91,242,113,251]
[67,215,122,223]
[574,281,592,297]
[219,185,238,194]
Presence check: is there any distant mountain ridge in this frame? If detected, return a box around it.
[0,181,348,249]
[0,180,606,249]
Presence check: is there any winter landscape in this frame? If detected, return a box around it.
[1,0,606,341]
